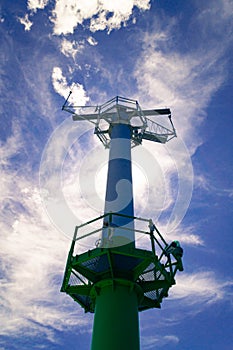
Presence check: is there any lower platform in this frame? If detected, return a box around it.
[61,213,183,313]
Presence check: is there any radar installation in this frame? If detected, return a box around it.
[61,95,183,350]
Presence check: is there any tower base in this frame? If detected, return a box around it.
[91,279,140,350]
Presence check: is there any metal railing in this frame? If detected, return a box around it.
[69,212,183,271]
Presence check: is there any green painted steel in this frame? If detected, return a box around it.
[91,280,140,350]
[61,213,184,314]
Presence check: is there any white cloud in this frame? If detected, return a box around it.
[50,0,151,35]
[0,124,21,166]
[164,225,204,246]
[18,14,33,31]
[0,129,91,341]
[170,271,233,305]
[60,38,84,59]
[195,174,233,199]
[129,5,232,231]
[87,36,98,46]
[134,2,232,152]
[27,0,49,12]
[0,183,90,340]
[39,117,101,242]
[51,66,89,106]
[195,0,233,34]
[141,334,179,349]
[134,40,225,151]
[18,1,49,33]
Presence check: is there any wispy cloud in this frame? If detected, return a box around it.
[0,170,91,342]
[134,0,233,151]
[60,38,84,60]
[134,34,226,151]
[170,271,233,305]
[141,334,179,349]
[195,174,233,199]
[0,123,23,167]
[129,0,233,233]
[0,118,91,343]
[140,270,233,328]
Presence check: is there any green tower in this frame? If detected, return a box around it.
[61,96,183,349]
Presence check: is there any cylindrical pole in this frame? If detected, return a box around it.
[92,115,140,349]
[91,280,140,350]
[102,122,135,248]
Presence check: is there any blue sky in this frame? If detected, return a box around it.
[0,0,233,349]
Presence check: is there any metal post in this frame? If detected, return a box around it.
[91,280,140,350]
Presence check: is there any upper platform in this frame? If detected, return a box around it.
[62,95,177,148]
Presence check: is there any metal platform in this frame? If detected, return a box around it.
[62,96,176,148]
[61,213,183,313]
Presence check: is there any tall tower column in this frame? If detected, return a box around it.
[102,122,135,248]
[92,121,138,350]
